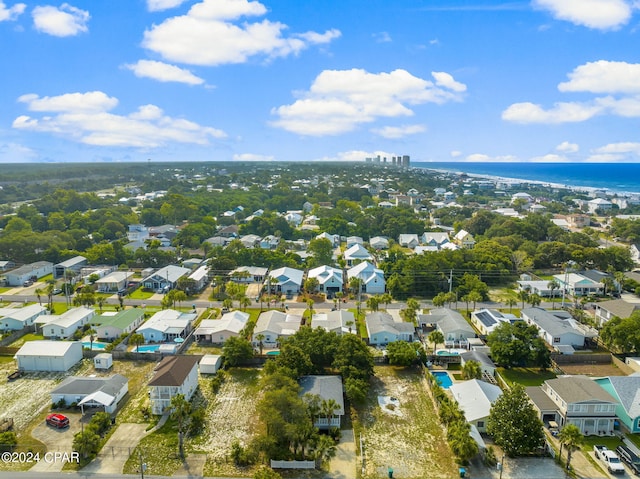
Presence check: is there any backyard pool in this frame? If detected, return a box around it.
[431,371,453,389]
[266,351,280,356]
[136,344,161,353]
[82,341,108,350]
[435,349,468,356]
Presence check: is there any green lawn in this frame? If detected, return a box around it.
[498,367,556,387]
[580,434,624,451]
[128,288,154,300]
[9,333,45,348]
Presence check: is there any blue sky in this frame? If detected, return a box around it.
[1,0,640,163]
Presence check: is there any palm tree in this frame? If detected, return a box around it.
[312,434,337,469]
[129,333,145,352]
[255,333,265,355]
[222,298,233,312]
[504,297,517,313]
[557,423,584,471]
[239,296,251,311]
[602,277,616,297]
[380,292,393,310]
[366,295,380,312]
[45,283,55,311]
[335,291,343,310]
[34,288,43,306]
[96,296,105,313]
[548,279,560,299]
[306,299,315,322]
[428,330,445,353]
[170,393,192,459]
[461,359,482,380]
[517,289,530,309]
[345,320,354,334]
[529,293,542,307]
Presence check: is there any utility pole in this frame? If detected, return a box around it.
[448,269,453,293]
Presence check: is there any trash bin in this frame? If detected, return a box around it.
[459,467,466,478]
[388,467,394,478]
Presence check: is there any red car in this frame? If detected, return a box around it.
[46,413,69,429]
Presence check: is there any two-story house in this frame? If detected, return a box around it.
[148,355,201,415]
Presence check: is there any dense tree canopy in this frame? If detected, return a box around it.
[487,321,550,369]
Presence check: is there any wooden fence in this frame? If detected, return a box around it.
[270,460,315,469]
[550,353,611,364]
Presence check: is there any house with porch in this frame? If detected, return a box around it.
[594,299,640,327]
[38,307,95,339]
[307,265,343,296]
[343,244,373,266]
[95,271,134,293]
[347,262,385,294]
[470,309,517,336]
[230,266,268,283]
[252,310,302,346]
[0,304,47,331]
[92,309,145,341]
[50,374,128,414]
[553,272,603,297]
[194,310,249,344]
[527,376,618,435]
[595,376,640,433]
[453,229,475,249]
[365,312,415,346]
[299,375,345,430]
[310,310,356,335]
[5,261,53,286]
[142,265,191,292]
[521,307,596,352]
[267,267,304,296]
[398,234,420,249]
[136,309,196,343]
[419,308,475,348]
[148,355,201,415]
[188,265,210,292]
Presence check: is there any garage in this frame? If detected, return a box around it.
[15,341,83,372]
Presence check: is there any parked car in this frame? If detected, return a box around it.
[46,413,69,429]
[52,288,62,295]
[616,445,640,475]
[22,280,33,287]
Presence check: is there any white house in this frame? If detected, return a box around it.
[299,375,345,430]
[95,271,134,293]
[194,310,249,343]
[369,236,389,250]
[470,309,516,336]
[516,280,560,297]
[136,309,196,343]
[343,244,373,266]
[188,265,210,292]
[449,379,503,433]
[199,354,223,375]
[142,265,191,292]
[521,307,596,352]
[316,232,340,247]
[39,307,95,339]
[398,234,420,249]
[347,261,385,294]
[15,340,83,372]
[346,236,364,248]
[310,310,356,335]
[92,309,145,340]
[0,304,47,331]
[460,351,497,378]
[553,272,603,297]
[5,261,53,286]
[419,308,475,348]
[307,265,343,296]
[148,355,201,415]
[252,310,302,346]
[267,267,304,296]
[230,266,268,283]
[588,198,613,213]
[365,312,415,345]
[50,374,128,414]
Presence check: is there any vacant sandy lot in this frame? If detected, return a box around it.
[359,366,457,479]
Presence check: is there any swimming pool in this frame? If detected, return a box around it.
[136,344,161,353]
[82,341,108,350]
[266,351,280,356]
[435,349,467,356]
[431,371,453,389]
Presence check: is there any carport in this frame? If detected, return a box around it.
[78,391,116,414]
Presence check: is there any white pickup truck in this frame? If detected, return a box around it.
[594,445,626,474]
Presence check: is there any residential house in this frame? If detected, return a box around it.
[188,265,210,292]
[453,229,475,249]
[588,198,613,213]
[39,307,95,339]
[15,340,83,372]
[50,374,128,414]
[299,375,345,430]
[230,266,268,283]
[470,309,517,336]
[182,258,204,270]
[307,265,343,296]
[142,265,191,292]
[521,307,596,352]
[267,267,304,296]
[5,261,53,286]
[315,232,340,247]
[218,225,239,238]
[92,309,145,341]
[310,310,356,335]
[594,299,640,327]
[136,309,196,343]
[95,271,134,293]
[595,376,640,433]
[369,236,389,250]
[420,232,450,249]
[252,310,302,346]
[419,308,475,348]
[365,312,415,345]
[194,310,249,343]
[148,355,201,415]
[511,192,533,204]
[460,351,497,378]
[347,262,385,294]
[343,244,373,266]
[53,256,87,279]
[0,260,15,271]
[0,304,47,331]
[346,236,364,248]
[284,211,303,226]
[449,379,502,433]
[516,280,560,297]
[127,224,149,242]
[149,224,178,241]
[552,272,603,297]
[239,234,261,248]
[527,376,617,435]
[260,235,280,250]
[398,234,420,249]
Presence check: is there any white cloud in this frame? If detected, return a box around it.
[13,90,226,148]
[125,60,205,85]
[0,142,37,161]
[373,31,392,43]
[533,0,632,30]
[32,3,89,37]
[271,69,466,136]
[464,153,518,162]
[501,101,602,123]
[232,153,275,161]
[432,72,467,92]
[372,124,426,139]
[450,150,462,158]
[556,141,579,153]
[595,95,640,117]
[147,0,189,12]
[142,0,340,66]
[594,141,640,154]
[0,1,25,21]
[529,153,568,162]
[559,60,640,94]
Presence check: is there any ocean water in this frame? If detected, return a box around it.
[413,162,640,195]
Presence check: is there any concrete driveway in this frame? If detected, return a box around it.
[30,412,82,473]
[81,423,149,474]
[328,429,356,479]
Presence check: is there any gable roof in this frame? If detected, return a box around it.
[545,376,617,404]
[299,375,345,415]
[449,379,502,422]
[148,355,201,387]
[597,299,640,319]
[604,376,640,418]
[92,309,144,330]
[51,374,127,397]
